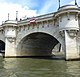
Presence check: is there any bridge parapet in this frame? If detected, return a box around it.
[18,13,54,26]
[58,5,79,11]
[2,20,17,27]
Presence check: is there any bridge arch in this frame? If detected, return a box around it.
[0,40,5,53]
[16,32,63,56]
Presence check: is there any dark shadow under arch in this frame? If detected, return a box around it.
[17,32,60,56]
[0,40,5,53]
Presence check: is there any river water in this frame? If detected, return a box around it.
[0,57,80,77]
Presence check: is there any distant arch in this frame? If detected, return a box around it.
[0,40,5,50]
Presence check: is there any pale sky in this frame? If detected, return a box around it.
[0,0,80,24]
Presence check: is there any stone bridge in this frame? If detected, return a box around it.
[0,5,80,60]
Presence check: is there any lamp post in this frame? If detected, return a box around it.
[16,11,18,21]
[75,0,77,5]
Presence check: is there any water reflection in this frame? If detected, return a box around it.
[3,58,18,77]
[66,61,80,77]
[4,58,18,69]
[0,58,79,77]
[3,58,55,77]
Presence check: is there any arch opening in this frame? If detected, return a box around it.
[0,40,5,54]
[17,32,61,56]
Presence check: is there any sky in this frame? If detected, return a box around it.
[0,0,80,24]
